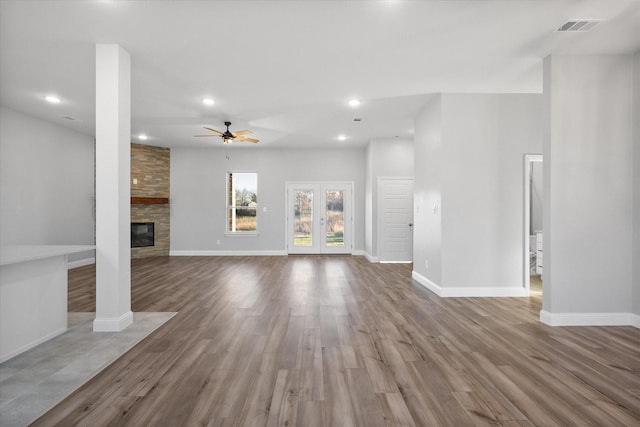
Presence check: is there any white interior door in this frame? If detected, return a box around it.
[379,178,413,262]
[287,182,353,254]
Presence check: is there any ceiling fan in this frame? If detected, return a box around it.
[194,121,259,144]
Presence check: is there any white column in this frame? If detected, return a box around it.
[94,44,133,332]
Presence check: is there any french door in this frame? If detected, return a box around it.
[287,182,353,254]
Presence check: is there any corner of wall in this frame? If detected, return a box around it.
[633,51,640,316]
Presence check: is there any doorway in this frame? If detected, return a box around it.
[378,178,414,262]
[523,155,543,295]
[287,182,353,254]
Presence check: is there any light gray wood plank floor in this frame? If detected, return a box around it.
[28,256,640,426]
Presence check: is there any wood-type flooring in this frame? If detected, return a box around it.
[34,255,640,426]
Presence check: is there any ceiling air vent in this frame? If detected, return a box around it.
[556,20,599,32]
[353,117,363,122]
[59,115,78,121]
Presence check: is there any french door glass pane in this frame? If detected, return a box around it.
[325,190,344,246]
[294,190,313,246]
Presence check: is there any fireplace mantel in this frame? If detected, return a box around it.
[131,197,169,204]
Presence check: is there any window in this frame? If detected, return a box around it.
[227,172,258,233]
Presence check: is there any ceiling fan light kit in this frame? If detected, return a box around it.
[194,121,259,145]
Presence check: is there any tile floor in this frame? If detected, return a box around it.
[0,312,175,427]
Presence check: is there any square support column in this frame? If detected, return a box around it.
[94,44,133,332]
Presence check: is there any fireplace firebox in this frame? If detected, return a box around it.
[131,222,155,248]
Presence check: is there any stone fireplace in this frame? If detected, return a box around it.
[131,143,170,258]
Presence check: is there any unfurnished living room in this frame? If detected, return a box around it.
[1,1,639,426]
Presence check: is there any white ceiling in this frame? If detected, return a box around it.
[1,0,639,149]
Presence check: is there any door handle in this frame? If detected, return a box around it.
[409,223,413,227]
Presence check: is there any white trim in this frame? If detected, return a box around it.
[380,261,412,264]
[170,250,287,257]
[224,232,260,237]
[412,270,528,297]
[68,257,96,269]
[412,270,442,295]
[540,310,640,327]
[364,252,379,263]
[93,310,133,332]
[352,250,365,256]
[523,154,543,294]
[439,286,529,298]
[0,327,67,364]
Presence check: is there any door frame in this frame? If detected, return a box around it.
[523,154,543,293]
[285,181,354,254]
[377,177,414,263]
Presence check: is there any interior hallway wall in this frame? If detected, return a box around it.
[531,161,544,235]
[413,94,543,295]
[364,139,414,261]
[413,95,443,286]
[542,54,634,323]
[633,51,640,320]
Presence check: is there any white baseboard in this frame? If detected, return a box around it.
[411,270,528,297]
[412,270,442,295]
[170,250,288,257]
[93,311,134,332]
[540,310,640,328]
[352,250,365,256]
[364,252,379,263]
[68,257,96,269]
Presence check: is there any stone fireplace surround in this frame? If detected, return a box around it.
[130,143,170,258]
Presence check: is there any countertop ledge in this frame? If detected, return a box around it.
[0,245,96,266]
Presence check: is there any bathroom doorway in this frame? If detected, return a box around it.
[523,155,543,295]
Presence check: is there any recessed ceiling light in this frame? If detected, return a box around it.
[348,99,360,107]
[45,95,61,104]
[338,134,347,141]
[202,98,215,106]
[138,134,148,141]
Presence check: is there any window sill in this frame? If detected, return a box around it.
[225,232,260,237]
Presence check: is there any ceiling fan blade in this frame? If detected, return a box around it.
[236,136,259,143]
[232,130,252,136]
[203,126,224,135]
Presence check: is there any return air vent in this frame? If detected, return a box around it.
[556,20,600,32]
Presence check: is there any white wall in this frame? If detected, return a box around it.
[633,51,640,319]
[543,55,634,319]
[413,95,443,285]
[365,144,373,256]
[413,94,542,295]
[0,107,95,262]
[441,94,543,289]
[365,139,414,260]
[531,161,543,235]
[170,147,365,253]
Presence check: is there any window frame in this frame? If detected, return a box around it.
[226,171,259,236]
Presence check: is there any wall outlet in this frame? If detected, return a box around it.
[425,259,429,269]
[216,239,221,245]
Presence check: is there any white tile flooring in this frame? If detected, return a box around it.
[0,312,175,427]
